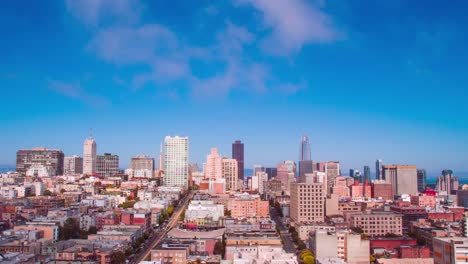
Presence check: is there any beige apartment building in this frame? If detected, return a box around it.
[290,182,325,223]
[222,158,238,191]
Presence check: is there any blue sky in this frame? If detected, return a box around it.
[1,0,468,176]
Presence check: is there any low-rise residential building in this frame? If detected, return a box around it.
[350,211,403,236]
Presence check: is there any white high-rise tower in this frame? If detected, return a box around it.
[164,136,189,189]
[83,137,97,175]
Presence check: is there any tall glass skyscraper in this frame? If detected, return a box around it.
[417,169,426,193]
[232,140,244,180]
[364,166,371,183]
[299,134,311,161]
[376,159,383,180]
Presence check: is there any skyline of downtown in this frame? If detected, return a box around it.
[4,133,468,179]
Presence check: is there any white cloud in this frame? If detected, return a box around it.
[237,0,339,55]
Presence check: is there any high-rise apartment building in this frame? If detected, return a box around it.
[299,134,311,161]
[325,161,340,195]
[96,153,119,177]
[222,158,238,191]
[376,159,383,180]
[435,169,459,195]
[64,155,83,175]
[290,182,325,223]
[164,136,189,189]
[232,140,244,180]
[382,165,418,196]
[16,147,64,176]
[83,137,97,175]
[417,169,427,193]
[205,148,222,179]
[363,166,371,183]
[130,155,154,178]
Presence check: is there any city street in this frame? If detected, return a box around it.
[132,190,195,263]
[269,207,296,253]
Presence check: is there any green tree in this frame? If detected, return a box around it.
[213,240,224,255]
[110,251,126,264]
[88,226,98,234]
[303,255,315,264]
[43,189,52,196]
[59,218,80,240]
[79,230,89,239]
[167,205,174,216]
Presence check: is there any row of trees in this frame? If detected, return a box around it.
[299,249,315,264]
[59,218,97,240]
[158,205,175,225]
[288,226,306,250]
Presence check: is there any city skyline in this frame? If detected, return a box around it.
[3,134,468,178]
[2,0,468,173]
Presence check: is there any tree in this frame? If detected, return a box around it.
[88,226,98,234]
[213,240,224,255]
[43,189,52,196]
[60,188,66,194]
[59,218,80,240]
[110,251,126,264]
[79,230,89,239]
[303,255,315,264]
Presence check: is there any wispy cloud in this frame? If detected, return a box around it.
[236,0,340,55]
[48,80,108,107]
[66,0,309,97]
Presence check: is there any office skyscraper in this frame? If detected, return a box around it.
[96,153,119,177]
[64,155,83,175]
[232,140,244,180]
[16,147,65,176]
[265,167,277,180]
[435,170,459,195]
[376,159,383,180]
[300,134,311,161]
[253,165,266,176]
[417,169,426,193]
[382,165,418,196]
[299,160,314,177]
[83,137,97,175]
[164,136,189,189]
[364,166,371,183]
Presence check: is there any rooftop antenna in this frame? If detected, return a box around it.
[89,128,93,138]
